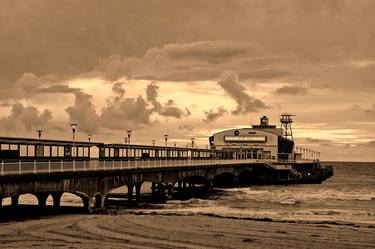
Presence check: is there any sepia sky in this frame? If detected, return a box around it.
[1,0,375,161]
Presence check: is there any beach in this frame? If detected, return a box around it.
[0,211,374,249]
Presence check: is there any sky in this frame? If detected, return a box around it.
[1,0,375,161]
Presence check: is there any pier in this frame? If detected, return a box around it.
[0,115,333,212]
[0,157,333,213]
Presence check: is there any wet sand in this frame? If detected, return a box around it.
[0,208,374,249]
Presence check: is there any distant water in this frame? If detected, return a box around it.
[132,162,375,225]
[3,162,375,225]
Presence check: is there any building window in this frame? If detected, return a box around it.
[20,145,28,157]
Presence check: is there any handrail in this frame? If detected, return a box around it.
[0,158,257,176]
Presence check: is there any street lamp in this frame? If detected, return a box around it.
[88,134,92,142]
[152,139,155,146]
[126,130,132,158]
[164,134,168,146]
[127,130,132,144]
[124,137,128,144]
[191,138,195,148]
[70,123,77,158]
[37,129,42,139]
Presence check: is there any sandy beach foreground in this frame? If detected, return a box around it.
[0,210,374,249]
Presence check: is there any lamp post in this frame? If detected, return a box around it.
[37,129,42,139]
[88,134,92,142]
[164,134,168,146]
[70,123,77,158]
[152,139,155,146]
[127,130,132,144]
[191,138,195,148]
[126,130,132,158]
[124,137,128,144]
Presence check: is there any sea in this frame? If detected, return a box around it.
[2,162,375,225]
[125,162,375,225]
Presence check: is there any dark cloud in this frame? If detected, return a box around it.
[203,106,228,123]
[218,71,267,115]
[1,0,375,87]
[96,40,265,82]
[100,95,153,130]
[112,82,126,98]
[146,82,163,111]
[364,104,375,114]
[1,103,52,132]
[0,73,59,101]
[65,92,99,134]
[99,81,190,130]
[146,82,190,118]
[275,85,308,95]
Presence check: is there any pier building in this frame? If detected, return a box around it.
[209,115,296,161]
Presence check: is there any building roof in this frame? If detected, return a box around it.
[0,136,103,147]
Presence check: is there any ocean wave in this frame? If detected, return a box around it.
[221,187,375,204]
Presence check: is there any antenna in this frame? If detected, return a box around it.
[280,113,295,140]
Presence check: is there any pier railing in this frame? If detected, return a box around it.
[0,158,261,176]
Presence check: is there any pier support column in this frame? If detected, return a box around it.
[127,184,134,202]
[135,182,142,202]
[82,196,93,214]
[205,180,213,191]
[167,184,173,197]
[234,176,239,186]
[11,195,19,207]
[178,180,182,191]
[36,193,49,207]
[94,194,105,210]
[52,192,63,208]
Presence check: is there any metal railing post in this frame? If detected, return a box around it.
[61,160,63,172]
[34,160,36,174]
[84,160,86,171]
[120,160,123,169]
[112,160,115,169]
[19,161,21,174]
[48,160,51,173]
[73,160,76,172]
[1,161,4,175]
[135,159,137,168]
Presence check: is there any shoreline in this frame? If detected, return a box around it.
[0,209,374,249]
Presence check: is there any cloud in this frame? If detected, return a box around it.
[96,40,287,82]
[1,103,52,132]
[112,82,126,98]
[146,81,190,118]
[146,82,163,111]
[274,85,308,95]
[203,106,228,123]
[302,137,335,147]
[364,104,375,114]
[218,71,267,115]
[98,81,192,130]
[65,91,99,134]
[0,73,59,101]
[100,94,153,130]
